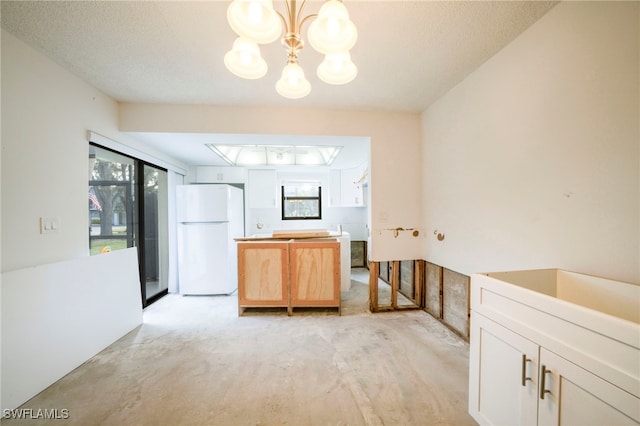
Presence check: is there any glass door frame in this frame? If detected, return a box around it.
[138,160,168,307]
[89,143,168,308]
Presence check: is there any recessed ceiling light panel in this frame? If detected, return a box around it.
[206,144,342,166]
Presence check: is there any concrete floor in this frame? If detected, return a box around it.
[5,270,476,426]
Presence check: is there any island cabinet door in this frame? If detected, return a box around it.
[289,240,340,308]
[237,242,289,307]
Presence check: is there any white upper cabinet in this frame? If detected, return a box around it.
[196,166,245,183]
[328,169,342,207]
[248,169,277,208]
[332,163,367,207]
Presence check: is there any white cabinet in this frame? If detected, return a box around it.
[470,313,538,426]
[469,269,640,426]
[340,166,363,206]
[470,313,640,426]
[538,348,640,426]
[196,166,245,183]
[329,163,367,207]
[248,169,277,208]
[329,169,342,206]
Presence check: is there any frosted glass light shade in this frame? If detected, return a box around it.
[307,0,357,54]
[317,52,357,85]
[276,62,311,99]
[227,0,282,44]
[224,37,268,79]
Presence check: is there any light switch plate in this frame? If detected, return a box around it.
[40,217,60,234]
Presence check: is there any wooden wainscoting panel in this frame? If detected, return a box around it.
[425,262,443,318]
[399,260,414,300]
[369,261,422,313]
[390,261,400,308]
[379,261,390,283]
[415,260,425,308]
[442,268,470,338]
[369,261,379,312]
[350,241,367,268]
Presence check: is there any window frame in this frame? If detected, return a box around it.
[281,184,322,220]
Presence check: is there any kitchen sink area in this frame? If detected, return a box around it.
[469,268,640,425]
[484,268,640,323]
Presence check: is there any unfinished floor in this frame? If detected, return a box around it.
[5,270,476,425]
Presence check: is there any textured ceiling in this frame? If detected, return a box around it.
[2,0,558,167]
[1,0,558,113]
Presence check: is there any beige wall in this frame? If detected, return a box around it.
[5,1,637,280]
[421,1,640,283]
[1,30,185,272]
[119,104,425,261]
[2,21,423,274]
[1,30,152,409]
[2,29,119,272]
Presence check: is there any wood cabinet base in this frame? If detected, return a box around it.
[238,240,341,316]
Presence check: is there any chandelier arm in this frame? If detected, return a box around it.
[294,0,309,33]
[286,0,297,33]
[297,13,317,32]
[274,10,288,33]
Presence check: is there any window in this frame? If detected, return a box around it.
[281,183,322,220]
[88,146,135,255]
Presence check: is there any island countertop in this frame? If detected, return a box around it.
[234,229,342,241]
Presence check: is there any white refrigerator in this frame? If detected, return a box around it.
[176,184,244,295]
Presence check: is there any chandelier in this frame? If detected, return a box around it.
[224,0,357,99]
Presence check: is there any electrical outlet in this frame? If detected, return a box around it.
[40,217,60,234]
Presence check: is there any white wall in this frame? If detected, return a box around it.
[0,29,186,408]
[167,170,184,293]
[2,29,116,271]
[1,29,187,273]
[244,167,368,239]
[120,104,424,261]
[2,248,142,410]
[422,1,640,284]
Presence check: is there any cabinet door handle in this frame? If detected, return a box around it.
[521,354,532,386]
[540,364,552,400]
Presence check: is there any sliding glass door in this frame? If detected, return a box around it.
[141,164,169,303]
[89,144,168,307]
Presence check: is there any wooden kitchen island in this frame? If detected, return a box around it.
[236,233,341,316]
